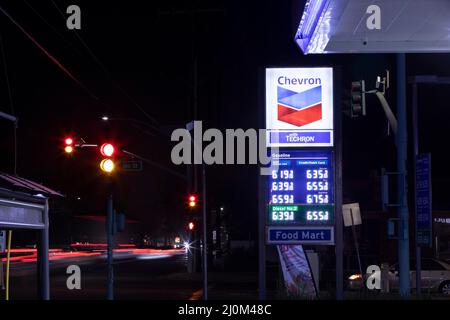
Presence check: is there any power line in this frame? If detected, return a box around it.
[22,0,84,57]
[0,4,101,102]
[0,34,17,175]
[50,0,160,127]
[0,35,14,115]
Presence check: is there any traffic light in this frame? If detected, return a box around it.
[99,143,116,173]
[350,80,366,117]
[188,194,198,208]
[100,143,115,157]
[100,159,115,173]
[64,137,74,154]
[188,221,195,231]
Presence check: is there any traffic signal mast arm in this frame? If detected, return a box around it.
[64,137,186,178]
[350,74,398,135]
[74,138,98,149]
[374,92,398,135]
[76,143,98,148]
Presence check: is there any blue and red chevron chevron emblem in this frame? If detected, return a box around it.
[277,85,322,127]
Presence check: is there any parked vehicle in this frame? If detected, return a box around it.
[348,258,450,295]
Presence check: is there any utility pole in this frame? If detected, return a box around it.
[412,81,421,299]
[202,164,208,300]
[396,53,410,297]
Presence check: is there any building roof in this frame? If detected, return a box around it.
[0,172,63,198]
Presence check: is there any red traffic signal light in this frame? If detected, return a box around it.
[188,194,198,208]
[188,222,195,230]
[100,143,115,157]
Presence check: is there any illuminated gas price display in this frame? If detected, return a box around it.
[267,150,334,225]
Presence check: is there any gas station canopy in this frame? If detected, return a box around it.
[295,0,450,54]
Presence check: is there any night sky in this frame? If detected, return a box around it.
[0,0,449,241]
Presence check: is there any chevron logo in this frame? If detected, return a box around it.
[277,85,322,127]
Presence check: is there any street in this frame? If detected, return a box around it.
[6,249,197,300]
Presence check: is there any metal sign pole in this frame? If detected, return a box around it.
[350,209,363,290]
[334,67,344,300]
[258,172,266,300]
[412,81,421,299]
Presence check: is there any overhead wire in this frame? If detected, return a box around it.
[22,0,84,57]
[49,0,161,127]
[0,34,17,175]
[0,4,101,102]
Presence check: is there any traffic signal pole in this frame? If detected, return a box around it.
[106,193,114,300]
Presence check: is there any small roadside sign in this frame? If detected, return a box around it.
[415,153,432,247]
[342,203,361,227]
[121,160,143,171]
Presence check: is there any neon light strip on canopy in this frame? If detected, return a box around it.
[294,0,450,54]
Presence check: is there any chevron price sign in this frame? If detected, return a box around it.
[266,68,333,147]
